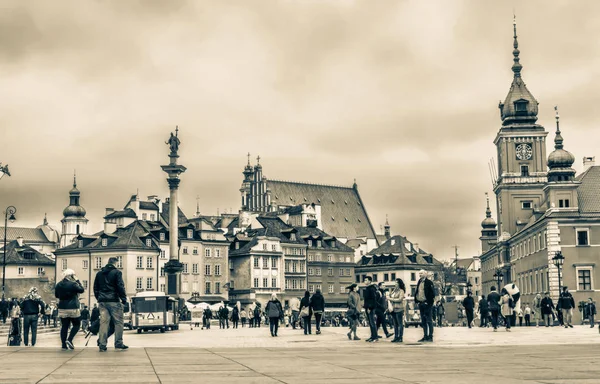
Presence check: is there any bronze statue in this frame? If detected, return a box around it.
[166,128,180,156]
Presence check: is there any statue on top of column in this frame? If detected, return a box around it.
[166,126,181,156]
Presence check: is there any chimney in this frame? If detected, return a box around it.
[105,208,114,216]
[147,195,158,201]
[104,222,117,234]
[16,236,24,247]
[583,156,595,171]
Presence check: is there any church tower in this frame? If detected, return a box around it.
[60,173,88,247]
[240,153,254,211]
[543,107,580,209]
[494,18,548,237]
[480,193,498,253]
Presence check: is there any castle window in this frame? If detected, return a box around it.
[521,201,532,209]
[514,100,528,113]
[520,165,529,177]
[577,268,593,291]
[576,229,589,246]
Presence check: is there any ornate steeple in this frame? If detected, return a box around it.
[547,106,575,182]
[499,16,539,126]
[480,193,498,253]
[481,193,496,229]
[384,214,391,240]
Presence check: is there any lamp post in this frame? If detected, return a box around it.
[552,251,565,298]
[2,206,17,298]
[493,269,503,290]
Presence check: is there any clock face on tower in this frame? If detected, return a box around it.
[515,143,533,160]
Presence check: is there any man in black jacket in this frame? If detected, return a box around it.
[414,270,435,342]
[309,289,325,335]
[478,295,489,327]
[462,291,475,329]
[487,286,501,331]
[585,298,596,328]
[363,277,379,342]
[20,287,45,346]
[375,283,392,338]
[559,286,576,328]
[94,257,129,351]
[0,297,8,324]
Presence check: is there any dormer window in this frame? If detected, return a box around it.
[514,100,528,114]
[317,240,322,247]
[78,240,83,248]
[160,233,165,241]
[146,238,152,247]
[187,229,193,239]
[290,233,296,241]
[308,240,313,247]
[101,238,108,247]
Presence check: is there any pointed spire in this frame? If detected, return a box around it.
[485,192,492,218]
[554,105,564,150]
[247,152,251,165]
[512,15,522,77]
[385,214,389,226]
[43,213,48,226]
[196,195,200,217]
[73,170,77,188]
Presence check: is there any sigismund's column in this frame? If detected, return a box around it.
[161,127,186,297]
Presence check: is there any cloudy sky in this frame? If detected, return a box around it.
[1,0,599,260]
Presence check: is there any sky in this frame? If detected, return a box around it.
[1,0,600,261]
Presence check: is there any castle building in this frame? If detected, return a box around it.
[60,174,88,248]
[479,19,600,307]
[0,214,60,255]
[239,156,379,253]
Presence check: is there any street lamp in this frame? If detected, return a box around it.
[2,206,17,298]
[552,251,565,297]
[493,269,503,290]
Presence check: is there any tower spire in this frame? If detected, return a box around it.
[247,152,251,165]
[73,170,77,188]
[196,195,200,217]
[485,192,492,218]
[554,105,564,150]
[512,15,522,77]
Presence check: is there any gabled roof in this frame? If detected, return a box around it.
[139,201,159,211]
[56,221,159,252]
[454,258,474,270]
[361,235,441,267]
[266,180,377,242]
[0,240,54,266]
[0,227,54,244]
[293,226,353,252]
[160,201,189,227]
[576,166,600,213]
[104,209,137,219]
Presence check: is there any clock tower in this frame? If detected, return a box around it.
[494,18,548,237]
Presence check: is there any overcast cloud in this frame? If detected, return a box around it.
[1,0,600,260]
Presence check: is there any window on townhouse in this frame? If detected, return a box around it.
[263,257,269,269]
[347,268,351,277]
[182,282,189,293]
[292,262,298,273]
[192,263,198,274]
[308,255,313,262]
[317,240,322,247]
[136,277,143,290]
[205,265,211,275]
[263,244,267,251]
[193,247,198,255]
[411,272,416,281]
[160,250,166,259]
[292,280,298,290]
[253,278,259,288]
[150,214,155,221]
[183,246,188,254]
[384,273,389,281]
[183,263,188,274]
[285,261,290,272]
[142,213,147,220]
[146,277,153,290]
[271,258,277,269]
[82,260,88,269]
[327,254,332,262]
[328,284,334,294]
[160,284,165,292]
[95,257,102,269]
[215,282,221,294]
[290,233,296,241]
[254,257,259,268]
[137,256,143,269]
[263,278,268,288]
[328,268,333,277]
[271,244,277,252]
[272,278,277,288]
[78,240,83,248]
[146,256,153,269]
[160,267,165,277]
[578,268,592,290]
[215,265,221,276]
[116,256,123,268]
[229,260,233,270]
[316,284,322,292]
[82,280,88,290]
[316,268,321,276]
[215,249,221,257]
[372,274,378,282]
[205,282,211,294]
[308,284,314,293]
[205,248,211,257]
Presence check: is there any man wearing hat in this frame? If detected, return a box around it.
[20,287,45,346]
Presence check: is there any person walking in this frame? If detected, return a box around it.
[80,306,90,332]
[462,291,475,329]
[532,293,542,327]
[559,286,575,328]
[218,306,226,329]
[375,283,392,338]
[414,270,435,342]
[93,256,129,352]
[585,298,596,328]
[346,284,361,341]
[500,288,513,332]
[253,304,262,328]
[388,278,406,343]
[202,307,212,329]
[299,291,312,335]
[541,292,555,327]
[0,297,9,324]
[240,309,247,327]
[478,295,489,327]
[524,304,532,326]
[266,293,284,337]
[436,301,445,327]
[20,287,45,347]
[231,306,240,329]
[487,286,501,331]
[363,277,379,342]
[55,269,84,350]
[310,289,325,335]
[289,296,300,330]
